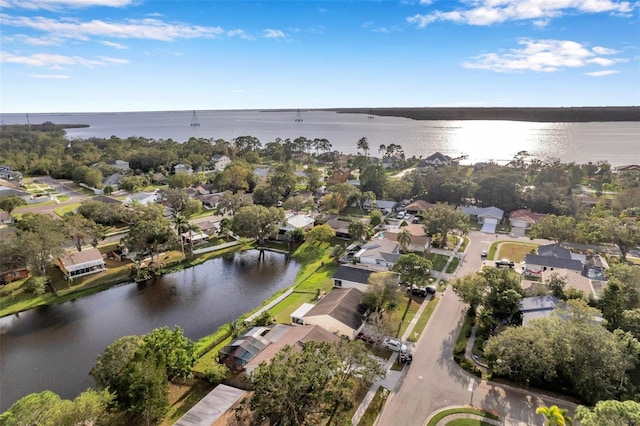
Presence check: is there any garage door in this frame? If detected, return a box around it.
[481,218,498,233]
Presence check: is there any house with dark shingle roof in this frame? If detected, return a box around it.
[56,248,106,279]
[520,295,560,325]
[416,152,456,170]
[333,264,377,292]
[300,288,368,340]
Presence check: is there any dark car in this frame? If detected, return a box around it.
[356,332,378,345]
[495,259,515,268]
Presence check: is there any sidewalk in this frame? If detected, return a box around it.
[352,236,465,425]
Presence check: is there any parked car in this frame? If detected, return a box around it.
[480,250,488,258]
[383,338,407,353]
[396,211,406,219]
[425,285,437,295]
[357,332,378,345]
[495,259,515,268]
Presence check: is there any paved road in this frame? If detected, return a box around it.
[376,231,578,426]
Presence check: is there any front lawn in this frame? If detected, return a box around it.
[425,252,450,272]
[496,242,538,262]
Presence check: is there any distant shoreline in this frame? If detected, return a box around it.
[330,106,640,122]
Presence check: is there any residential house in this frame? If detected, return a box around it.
[520,295,559,326]
[405,200,434,216]
[354,238,401,270]
[106,160,130,172]
[219,324,339,373]
[509,209,547,236]
[211,154,231,172]
[181,232,209,246]
[253,167,271,181]
[615,164,640,172]
[277,214,315,240]
[363,199,398,214]
[332,264,377,292]
[123,191,158,206]
[525,244,585,272]
[102,173,123,190]
[0,210,12,225]
[0,166,23,183]
[56,248,106,279]
[195,193,222,209]
[244,325,339,375]
[327,167,351,185]
[381,154,403,169]
[1,265,29,285]
[416,152,456,170]
[151,172,168,185]
[324,216,352,239]
[174,164,193,175]
[384,224,430,253]
[459,205,504,233]
[295,287,368,340]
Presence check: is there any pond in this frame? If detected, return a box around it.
[0,250,299,411]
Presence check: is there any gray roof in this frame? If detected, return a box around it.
[304,288,367,331]
[425,152,452,162]
[459,205,504,220]
[520,295,559,312]
[174,384,246,426]
[0,186,29,198]
[525,254,583,271]
[102,173,123,186]
[537,244,572,259]
[363,199,397,210]
[333,265,375,284]
[92,195,122,205]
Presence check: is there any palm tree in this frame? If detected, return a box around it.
[536,405,573,426]
[357,137,370,157]
[186,222,201,255]
[173,213,189,258]
[378,144,386,157]
[348,220,372,242]
[397,229,412,253]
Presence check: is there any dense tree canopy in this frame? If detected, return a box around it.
[232,205,285,246]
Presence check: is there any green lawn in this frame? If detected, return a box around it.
[357,387,388,426]
[496,242,538,262]
[427,408,499,426]
[53,203,81,217]
[447,419,495,426]
[407,297,439,342]
[425,252,450,272]
[447,257,460,273]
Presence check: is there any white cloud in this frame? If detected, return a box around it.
[1,51,129,68]
[407,0,633,27]
[101,40,127,49]
[27,73,70,78]
[463,38,623,72]
[227,29,254,40]
[1,0,132,10]
[4,34,64,45]
[0,14,230,41]
[585,70,620,76]
[263,29,286,39]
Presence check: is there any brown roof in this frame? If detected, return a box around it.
[58,248,104,268]
[405,200,433,213]
[508,209,547,223]
[245,325,339,371]
[304,288,367,331]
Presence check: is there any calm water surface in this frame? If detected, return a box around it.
[1,110,638,165]
[0,250,299,411]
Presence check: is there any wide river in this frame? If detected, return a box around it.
[0,250,299,411]
[1,110,639,166]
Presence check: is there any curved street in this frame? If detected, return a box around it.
[376,231,578,426]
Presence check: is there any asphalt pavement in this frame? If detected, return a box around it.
[376,231,578,426]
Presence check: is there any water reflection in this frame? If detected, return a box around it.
[0,250,299,410]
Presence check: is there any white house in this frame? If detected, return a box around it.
[332,264,377,292]
[459,205,504,233]
[295,288,368,340]
[211,155,232,172]
[56,248,106,279]
[277,214,315,240]
[123,191,158,206]
[174,164,193,175]
[354,237,401,270]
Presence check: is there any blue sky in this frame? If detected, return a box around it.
[1,0,639,113]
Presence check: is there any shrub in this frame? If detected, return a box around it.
[204,363,229,385]
[23,276,48,295]
[252,310,274,327]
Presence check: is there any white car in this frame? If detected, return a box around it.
[396,211,406,220]
[383,338,407,353]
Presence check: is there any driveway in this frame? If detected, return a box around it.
[376,231,577,426]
